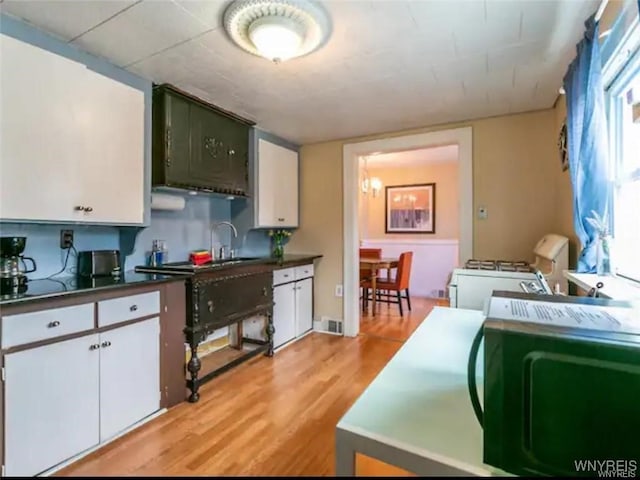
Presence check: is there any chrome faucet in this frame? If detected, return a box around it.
[211,221,238,260]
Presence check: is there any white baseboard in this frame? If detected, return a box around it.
[39,408,167,477]
[313,329,343,337]
[274,328,315,353]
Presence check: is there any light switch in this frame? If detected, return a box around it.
[478,206,488,220]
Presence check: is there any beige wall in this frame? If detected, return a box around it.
[287,109,561,321]
[553,96,580,268]
[362,163,459,240]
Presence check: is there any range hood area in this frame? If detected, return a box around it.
[151,84,255,199]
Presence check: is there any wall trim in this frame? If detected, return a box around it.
[343,127,473,337]
[362,238,460,246]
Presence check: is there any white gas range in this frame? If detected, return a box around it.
[448,234,569,310]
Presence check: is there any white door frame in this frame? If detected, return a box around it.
[342,127,473,337]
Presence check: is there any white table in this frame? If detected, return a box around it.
[335,307,510,477]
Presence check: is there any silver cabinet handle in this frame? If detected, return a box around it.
[75,205,86,211]
[48,321,60,328]
[228,149,235,155]
[130,304,138,312]
[284,274,289,278]
[89,344,100,351]
[101,341,112,348]
[207,300,214,313]
[278,218,285,222]
[85,206,93,212]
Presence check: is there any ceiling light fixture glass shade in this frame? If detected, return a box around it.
[248,16,304,62]
[223,0,331,63]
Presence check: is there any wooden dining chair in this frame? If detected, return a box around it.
[362,251,413,316]
[359,248,381,311]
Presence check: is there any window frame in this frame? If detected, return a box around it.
[605,42,640,282]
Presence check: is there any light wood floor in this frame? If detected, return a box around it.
[360,296,438,342]
[57,298,437,477]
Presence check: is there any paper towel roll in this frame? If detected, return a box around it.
[150,192,186,211]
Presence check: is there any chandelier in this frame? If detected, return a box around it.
[360,156,382,197]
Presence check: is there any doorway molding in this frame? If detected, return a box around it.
[342,127,473,337]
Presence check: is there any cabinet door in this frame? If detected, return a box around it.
[295,278,313,337]
[163,91,193,187]
[0,33,85,222]
[276,144,299,227]
[228,124,250,195]
[190,103,235,190]
[4,335,100,477]
[79,67,144,224]
[273,283,296,348]
[256,139,279,226]
[256,139,299,227]
[99,317,160,442]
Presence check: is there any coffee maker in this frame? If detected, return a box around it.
[1,236,37,296]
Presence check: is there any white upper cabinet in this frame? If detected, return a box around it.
[0,34,145,224]
[256,138,299,228]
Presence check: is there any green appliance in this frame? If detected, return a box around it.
[468,291,640,477]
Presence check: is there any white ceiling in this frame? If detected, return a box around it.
[362,145,459,168]
[1,0,599,145]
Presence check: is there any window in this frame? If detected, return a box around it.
[607,48,640,282]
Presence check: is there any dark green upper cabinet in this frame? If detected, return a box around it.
[151,84,253,197]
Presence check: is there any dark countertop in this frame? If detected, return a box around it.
[0,254,322,308]
[134,253,323,275]
[273,254,323,267]
[0,271,188,308]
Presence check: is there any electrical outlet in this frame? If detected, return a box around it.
[60,229,74,249]
[335,284,343,297]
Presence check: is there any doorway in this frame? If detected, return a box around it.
[343,127,473,337]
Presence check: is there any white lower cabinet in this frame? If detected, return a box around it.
[99,317,160,442]
[4,335,101,477]
[294,278,313,337]
[3,318,160,476]
[273,283,296,349]
[272,265,314,350]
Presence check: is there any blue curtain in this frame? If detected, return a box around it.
[562,15,611,273]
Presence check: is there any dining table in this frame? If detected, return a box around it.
[360,256,399,315]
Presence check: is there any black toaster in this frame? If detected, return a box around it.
[77,250,121,278]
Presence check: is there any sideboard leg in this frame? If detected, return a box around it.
[187,341,201,403]
[265,312,275,357]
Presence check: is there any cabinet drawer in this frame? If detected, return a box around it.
[1,303,94,349]
[273,267,295,286]
[98,291,160,327]
[294,264,314,280]
[195,273,272,330]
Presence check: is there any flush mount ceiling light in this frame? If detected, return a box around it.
[223,0,331,63]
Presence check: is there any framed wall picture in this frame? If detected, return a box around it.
[558,120,569,172]
[385,183,436,234]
